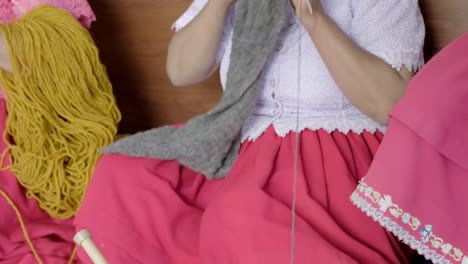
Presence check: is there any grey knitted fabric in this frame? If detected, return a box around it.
[101,0,288,179]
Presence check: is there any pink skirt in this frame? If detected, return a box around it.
[75,126,411,264]
[0,99,77,264]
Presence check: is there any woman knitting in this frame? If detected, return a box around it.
[75,0,426,263]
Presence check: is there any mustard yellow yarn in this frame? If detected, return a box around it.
[0,189,44,264]
[0,4,121,219]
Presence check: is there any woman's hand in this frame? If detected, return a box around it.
[290,0,324,29]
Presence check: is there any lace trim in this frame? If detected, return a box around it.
[171,15,190,32]
[350,179,467,264]
[241,117,386,142]
[374,49,425,72]
[171,0,208,32]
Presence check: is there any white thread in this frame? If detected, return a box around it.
[290,1,305,264]
[215,1,303,262]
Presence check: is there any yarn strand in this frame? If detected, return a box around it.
[0,189,44,264]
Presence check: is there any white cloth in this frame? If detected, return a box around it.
[172,0,426,141]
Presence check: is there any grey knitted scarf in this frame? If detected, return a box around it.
[101,0,288,179]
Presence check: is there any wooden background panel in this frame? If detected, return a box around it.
[420,0,468,60]
[87,0,468,133]
[88,0,223,133]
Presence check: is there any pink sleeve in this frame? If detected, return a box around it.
[1,0,96,28]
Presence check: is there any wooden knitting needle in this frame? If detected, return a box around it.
[74,229,109,264]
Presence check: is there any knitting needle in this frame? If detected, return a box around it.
[305,0,313,15]
[74,229,109,264]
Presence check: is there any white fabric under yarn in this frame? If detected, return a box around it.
[172,0,426,141]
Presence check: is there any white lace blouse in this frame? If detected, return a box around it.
[172,0,426,141]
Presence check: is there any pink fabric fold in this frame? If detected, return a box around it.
[391,33,468,171]
[351,33,468,264]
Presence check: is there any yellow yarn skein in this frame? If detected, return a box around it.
[0,4,121,219]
